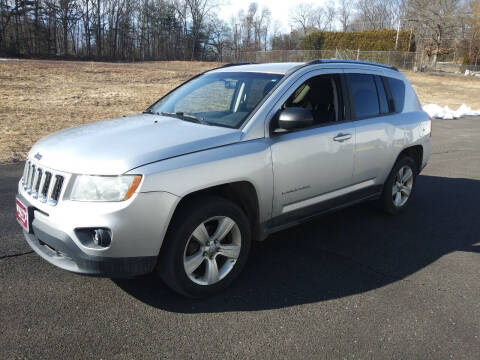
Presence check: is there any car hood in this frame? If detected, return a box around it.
[29,114,243,175]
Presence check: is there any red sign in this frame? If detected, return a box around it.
[16,198,29,232]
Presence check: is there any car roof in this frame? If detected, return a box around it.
[210,62,304,75]
[209,60,399,76]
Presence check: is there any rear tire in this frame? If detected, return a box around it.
[157,196,251,298]
[379,156,417,215]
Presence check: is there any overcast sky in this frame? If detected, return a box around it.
[218,0,333,32]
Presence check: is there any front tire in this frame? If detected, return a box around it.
[379,156,417,215]
[158,196,251,298]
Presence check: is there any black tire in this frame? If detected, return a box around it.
[157,196,251,298]
[379,156,418,215]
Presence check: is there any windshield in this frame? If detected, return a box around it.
[149,72,283,129]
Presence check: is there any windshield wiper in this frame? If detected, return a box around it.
[160,111,208,125]
[142,108,156,114]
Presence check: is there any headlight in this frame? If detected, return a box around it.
[70,175,142,202]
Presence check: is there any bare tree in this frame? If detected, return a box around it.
[0,0,15,50]
[312,0,336,31]
[229,2,271,53]
[206,13,231,60]
[185,0,221,60]
[290,3,312,35]
[79,0,92,56]
[92,0,102,56]
[337,0,353,31]
[57,0,79,55]
[351,0,394,30]
[243,2,256,49]
[466,0,480,64]
[406,0,462,66]
[290,2,336,34]
[253,6,270,50]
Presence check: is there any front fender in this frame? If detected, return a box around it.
[128,139,273,223]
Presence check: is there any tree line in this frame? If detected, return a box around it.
[0,0,479,65]
[0,0,272,61]
[285,0,480,66]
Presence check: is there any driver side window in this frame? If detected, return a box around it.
[282,74,342,126]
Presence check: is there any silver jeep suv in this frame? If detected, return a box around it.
[16,60,431,297]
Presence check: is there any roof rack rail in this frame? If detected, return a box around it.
[306,59,398,71]
[219,62,257,68]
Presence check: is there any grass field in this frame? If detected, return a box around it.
[1,59,479,164]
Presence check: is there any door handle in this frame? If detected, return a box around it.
[333,133,352,142]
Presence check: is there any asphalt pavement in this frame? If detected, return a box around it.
[1,117,479,359]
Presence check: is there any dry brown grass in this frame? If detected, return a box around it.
[404,71,480,110]
[1,59,479,163]
[0,59,221,163]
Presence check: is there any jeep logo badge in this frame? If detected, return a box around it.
[34,152,42,161]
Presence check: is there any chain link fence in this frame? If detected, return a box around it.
[224,49,480,75]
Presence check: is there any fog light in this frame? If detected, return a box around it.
[93,229,111,247]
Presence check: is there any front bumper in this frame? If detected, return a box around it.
[17,184,180,277]
[23,219,157,277]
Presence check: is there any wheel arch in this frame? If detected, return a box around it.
[380,144,424,190]
[165,181,262,244]
[397,145,423,173]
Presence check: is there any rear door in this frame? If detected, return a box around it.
[345,71,402,187]
[268,69,356,221]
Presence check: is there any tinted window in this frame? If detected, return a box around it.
[386,77,405,113]
[282,75,340,125]
[347,74,380,118]
[375,76,389,114]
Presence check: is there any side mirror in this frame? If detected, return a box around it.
[276,107,314,131]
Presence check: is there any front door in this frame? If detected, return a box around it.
[268,71,355,220]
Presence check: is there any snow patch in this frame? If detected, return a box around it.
[423,104,480,119]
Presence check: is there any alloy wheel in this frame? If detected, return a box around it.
[392,165,414,207]
[183,216,241,286]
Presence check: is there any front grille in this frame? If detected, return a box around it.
[22,161,65,206]
[40,171,52,202]
[32,168,42,198]
[26,164,35,193]
[49,175,64,205]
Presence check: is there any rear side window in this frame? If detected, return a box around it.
[375,76,389,114]
[347,74,380,119]
[385,77,405,113]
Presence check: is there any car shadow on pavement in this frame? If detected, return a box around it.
[114,175,479,313]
